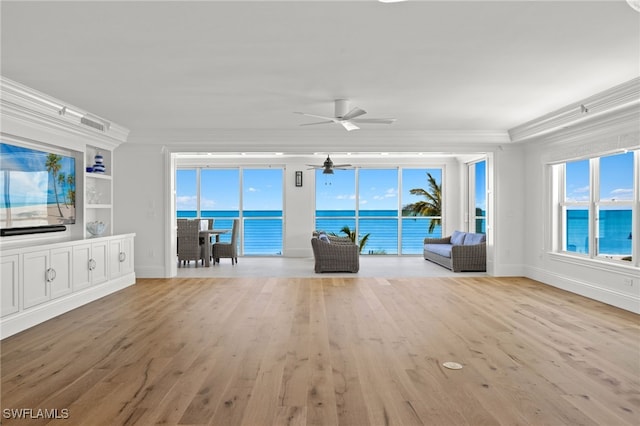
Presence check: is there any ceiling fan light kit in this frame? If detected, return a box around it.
[295,99,396,131]
[307,155,352,174]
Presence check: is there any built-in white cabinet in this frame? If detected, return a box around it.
[0,77,133,339]
[1,255,19,317]
[73,240,108,291]
[0,233,135,339]
[23,246,72,309]
[109,235,134,278]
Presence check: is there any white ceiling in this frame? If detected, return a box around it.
[1,0,639,147]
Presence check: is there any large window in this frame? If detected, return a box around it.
[402,168,442,254]
[556,151,637,263]
[242,169,283,255]
[176,167,283,255]
[315,167,442,255]
[176,169,197,218]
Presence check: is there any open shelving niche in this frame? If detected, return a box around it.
[85,146,113,237]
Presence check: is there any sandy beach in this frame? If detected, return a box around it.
[1,203,75,228]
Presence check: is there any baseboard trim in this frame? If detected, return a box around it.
[524,266,639,314]
[135,265,167,278]
[1,273,136,339]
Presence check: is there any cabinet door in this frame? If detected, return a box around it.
[23,250,50,309]
[73,243,92,291]
[120,237,134,275]
[109,239,123,278]
[50,247,72,299]
[91,240,109,284]
[1,255,20,317]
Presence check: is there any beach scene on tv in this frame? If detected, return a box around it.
[1,142,76,229]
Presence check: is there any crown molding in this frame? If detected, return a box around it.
[0,76,129,149]
[508,77,640,143]
[129,129,510,154]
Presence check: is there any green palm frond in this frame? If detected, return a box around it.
[401,172,442,234]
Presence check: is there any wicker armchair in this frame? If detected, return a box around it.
[311,235,359,273]
[213,219,239,265]
[177,219,204,267]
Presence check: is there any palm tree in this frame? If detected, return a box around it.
[339,225,370,253]
[402,172,442,233]
[45,153,64,217]
[58,172,67,205]
[67,174,76,207]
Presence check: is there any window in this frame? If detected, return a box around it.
[176,169,197,218]
[315,167,442,255]
[555,151,637,263]
[471,160,487,234]
[402,168,442,254]
[315,168,356,238]
[563,159,590,253]
[360,169,398,254]
[597,152,633,259]
[242,169,283,255]
[176,167,283,255]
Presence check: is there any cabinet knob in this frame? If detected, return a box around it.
[119,252,126,262]
[46,268,56,282]
[89,259,97,271]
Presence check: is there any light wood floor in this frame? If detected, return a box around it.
[1,276,639,425]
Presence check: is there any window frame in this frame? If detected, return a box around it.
[176,166,284,256]
[314,166,444,256]
[554,150,638,267]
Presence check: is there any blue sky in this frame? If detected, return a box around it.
[178,167,448,212]
[566,152,634,202]
[177,168,283,211]
[1,142,75,205]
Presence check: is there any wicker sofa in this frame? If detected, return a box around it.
[311,232,359,273]
[424,230,486,272]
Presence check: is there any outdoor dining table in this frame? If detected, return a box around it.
[199,229,230,267]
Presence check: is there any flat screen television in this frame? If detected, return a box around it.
[1,141,76,236]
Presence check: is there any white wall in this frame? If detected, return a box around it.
[113,143,166,277]
[491,145,526,276]
[521,109,640,313]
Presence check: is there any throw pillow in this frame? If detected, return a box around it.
[450,230,466,245]
[463,233,486,245]
[318,233,331,243]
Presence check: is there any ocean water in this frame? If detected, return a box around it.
[178,209,632,256]
[566,209,632,255]
[178,210,441,255]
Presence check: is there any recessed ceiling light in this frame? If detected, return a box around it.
[379,0,407,3]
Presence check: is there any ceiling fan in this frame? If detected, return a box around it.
[307,155,351,174]
[294,99,396,131]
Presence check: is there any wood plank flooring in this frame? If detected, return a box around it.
[1,276,639,425]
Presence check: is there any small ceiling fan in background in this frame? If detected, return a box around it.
[307,155,351,174]
[295,99,396,131]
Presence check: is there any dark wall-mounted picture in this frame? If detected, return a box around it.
[295,170,303,187]
[1,142,76,235]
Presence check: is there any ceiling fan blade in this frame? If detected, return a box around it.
[299,121,334,126]
[332,164,352,168]
[340,120,360,131]
[341,107,367,121]
[294,112,337,122]
[350,118,397,124]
